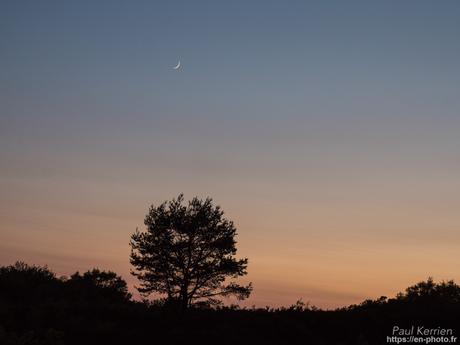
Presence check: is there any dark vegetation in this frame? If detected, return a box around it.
[1,196,458,344]
[1,262,459,345]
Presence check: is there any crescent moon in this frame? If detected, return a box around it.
[173,60,181,70]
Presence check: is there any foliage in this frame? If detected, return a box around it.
[68,269,132,301]
[1,262,459,345]
[130,194,252,309]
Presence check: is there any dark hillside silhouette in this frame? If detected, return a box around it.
[1,261,459,345]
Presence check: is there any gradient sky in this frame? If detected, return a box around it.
[1,1,460,308]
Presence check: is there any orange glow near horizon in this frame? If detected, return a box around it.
[1,182,459,309]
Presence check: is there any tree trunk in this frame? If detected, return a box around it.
[180,282,189,312]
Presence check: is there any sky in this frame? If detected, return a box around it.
[1,0,460,308]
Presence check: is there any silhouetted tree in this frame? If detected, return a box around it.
[68,269,132,302]
[130,194,252,310]
[0,261,60,303]
[397,277,460,303]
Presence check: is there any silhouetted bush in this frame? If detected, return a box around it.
[66,269,132,303]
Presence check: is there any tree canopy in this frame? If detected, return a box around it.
[130,194,252,310]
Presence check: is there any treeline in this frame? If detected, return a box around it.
[0,262,459,345]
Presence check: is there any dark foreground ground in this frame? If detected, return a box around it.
[1,262,459,345]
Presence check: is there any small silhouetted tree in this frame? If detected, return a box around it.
[68,269,132,302]
[397,277,460,303]
[0,261,60,303]
[130,194,252,310]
